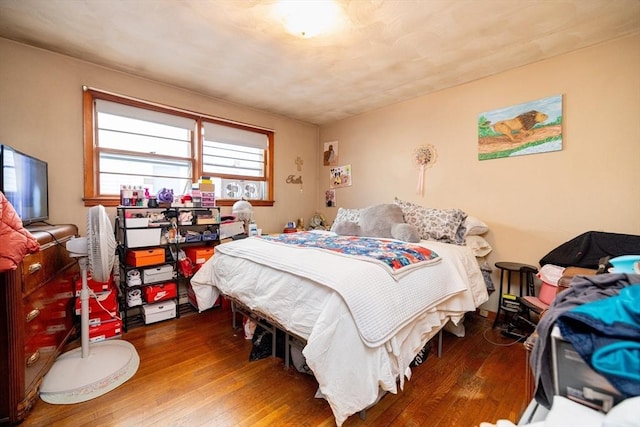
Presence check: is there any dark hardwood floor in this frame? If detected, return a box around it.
[22,306,531,427]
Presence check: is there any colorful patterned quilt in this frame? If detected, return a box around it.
[260,232,440,279]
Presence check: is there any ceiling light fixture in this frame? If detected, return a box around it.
[274,0,345,38]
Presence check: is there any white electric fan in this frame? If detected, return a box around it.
[40,205,139,404]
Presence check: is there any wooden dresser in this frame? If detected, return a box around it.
[0,224,79,425]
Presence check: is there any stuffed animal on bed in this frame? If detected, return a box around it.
[332,203,420,243]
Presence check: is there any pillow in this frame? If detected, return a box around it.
[333,221,361,236]
[463,216,489,236]
[465,235,493,257]
[391,223,420,243]
[394,198,467,244]
[358,204,404,239]
[330,207,360,232]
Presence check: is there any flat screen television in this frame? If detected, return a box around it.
[0,144,49,225]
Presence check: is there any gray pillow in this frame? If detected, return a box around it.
[359,204,404,239]
[391,223,421,243]
[333,221,361,236]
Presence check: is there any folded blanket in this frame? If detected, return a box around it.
[260,232,440,279]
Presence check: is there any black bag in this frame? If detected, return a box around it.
[539,231,640,269]
[249,325,286,361]
[410,340,433,367]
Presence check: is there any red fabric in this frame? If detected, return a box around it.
[0,191,40,272]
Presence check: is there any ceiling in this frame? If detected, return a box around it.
[0,0,638,125]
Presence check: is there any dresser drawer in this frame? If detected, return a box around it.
[22,237,76,295]
[22,251,46,295]
[23,267,75,390]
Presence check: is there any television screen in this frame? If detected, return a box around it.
[0,144,49,225]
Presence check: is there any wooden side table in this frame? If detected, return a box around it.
[492,261,538,328]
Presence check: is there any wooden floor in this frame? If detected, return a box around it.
[23,307,532,427]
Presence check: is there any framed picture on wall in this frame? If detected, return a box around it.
[329,164,351,188]
[323,141,339,166]
[325,189,336,207]
[478,94,563,160]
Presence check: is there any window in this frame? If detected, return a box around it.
[83,88,274,207]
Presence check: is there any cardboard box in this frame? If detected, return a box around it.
[551,326,623,412]
[142,264,174,284]
[125,228,161,248]
[142,300,176,324]
[186,283,223,312]
[184,246,215,265]
[89,319,122,342]
[143,282,177,303]
[74,274,114,297]
[75,289,118,319]
[126,248,165,267]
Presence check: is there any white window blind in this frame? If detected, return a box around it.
[96,99,195,130]
[202,122,268,149]
[95,100,195,196]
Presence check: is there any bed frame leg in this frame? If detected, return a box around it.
[231,301,239,329]
[437,330,443,358]
[359,409,366,420]
[284,333,291,369]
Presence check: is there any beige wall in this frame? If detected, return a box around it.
[318,34,640,312]
[0,38,319,234]
[2,35,638,314]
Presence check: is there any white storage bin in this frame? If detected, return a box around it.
[142,300,176,324]
[126,228,161,248]
[220,221,245,239]
[143,264,174,284]
[125,217,150,227]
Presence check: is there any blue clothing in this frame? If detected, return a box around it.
[558,284,640,398]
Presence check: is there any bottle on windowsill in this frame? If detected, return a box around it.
[249,221,258,237]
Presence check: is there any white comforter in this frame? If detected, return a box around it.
[191,234,488,426]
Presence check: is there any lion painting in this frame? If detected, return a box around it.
[492,110,548,142]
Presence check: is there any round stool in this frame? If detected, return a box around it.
[492,262,538,329]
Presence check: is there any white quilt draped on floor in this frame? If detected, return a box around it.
[191,235,488,426]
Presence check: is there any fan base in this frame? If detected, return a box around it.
[40,340,139,404]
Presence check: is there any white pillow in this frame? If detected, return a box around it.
[464,216,489,236]
[465,235,493,257]
[394,198,466,244]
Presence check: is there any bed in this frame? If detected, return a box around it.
[190,227,489,426]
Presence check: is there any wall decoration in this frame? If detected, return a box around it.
[414,144,437,196]
[323,141,339,166]
[325,189,336,207]
[478,94,563,160]
[329,164,351,188]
